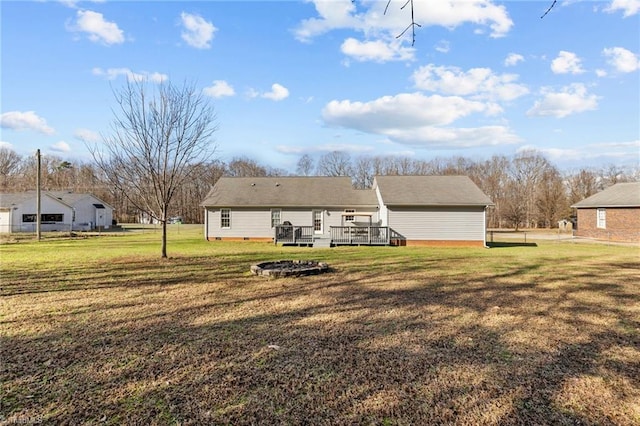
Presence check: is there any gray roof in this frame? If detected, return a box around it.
[47,191,113,209]
[201,176,377,208]
[0,192,74,209]
[0,193,37,208]
[571,182,640,208]
[374,175,494,206]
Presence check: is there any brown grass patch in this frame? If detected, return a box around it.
[1,240,639,425]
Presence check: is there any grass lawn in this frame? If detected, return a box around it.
[1,226,639,425]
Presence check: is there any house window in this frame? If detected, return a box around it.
[344,209,355,221]
[22,214,63,223]
[597,208,606,229]
[22,214,36,223]
[42,214,63,223]
[220,209,231,229]
[271,209,281,228]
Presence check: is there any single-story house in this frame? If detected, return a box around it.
[201,175,494,247]
[571,182,640,243]
[0,192,74,233]
[48,191,114,230]
[373,175,494,247]
[0,191,113,233]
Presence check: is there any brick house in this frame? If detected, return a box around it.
[571,182,640,243]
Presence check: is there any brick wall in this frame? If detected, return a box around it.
[575,207,640,243]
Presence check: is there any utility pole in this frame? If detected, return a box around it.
[36,149,41,241]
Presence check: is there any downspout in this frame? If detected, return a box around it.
[204,207,208,241]
[483,205,490,248]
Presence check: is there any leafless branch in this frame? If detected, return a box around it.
[540,0,557,19]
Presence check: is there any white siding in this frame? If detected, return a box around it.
[16,196,74,232]
[374,186,388,226]
[388,206,486,241]
[205,207,379,239]
[0,210,10,233]
[71,195,113,230]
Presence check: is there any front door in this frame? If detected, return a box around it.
[313,210,323,234]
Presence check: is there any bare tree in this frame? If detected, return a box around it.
[91,80,218,258]
[316,151,353,177]
[227,156,268,177]
[353,156,374,189]
[566,168,599,206]
[536,166,567,227]
[0,147,22,190]
[296,154,315,176]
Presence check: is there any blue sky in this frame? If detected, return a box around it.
[1,0,639,172]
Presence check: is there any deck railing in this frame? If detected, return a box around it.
[330,226,390,245]
[274,225,314,244]
[275,224,398,245]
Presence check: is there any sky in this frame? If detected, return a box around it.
[1,0,639,173]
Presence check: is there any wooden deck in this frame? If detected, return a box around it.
[275,225,402,246]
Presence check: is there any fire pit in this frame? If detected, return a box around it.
[250,260,329,278]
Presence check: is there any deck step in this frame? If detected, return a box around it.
[312,238,332,248]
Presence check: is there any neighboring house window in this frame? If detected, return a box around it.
[220,209,231,229]
[597,208,606,229]
[344,209,355,221]
[42,214,63,222]
[271,209,281,228]
[22,214,63,223]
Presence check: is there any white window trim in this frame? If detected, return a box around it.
[220,208,231,229]
[271,209,281,228]
[596,208,606,229]
[344,209,355,222]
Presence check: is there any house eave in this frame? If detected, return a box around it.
[571,204,639,209]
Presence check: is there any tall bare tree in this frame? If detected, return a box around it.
[296,154,315,176]
[91,80,218,258]
[316,151,353,177]
[0,147,22,190]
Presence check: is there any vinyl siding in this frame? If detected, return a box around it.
[205,207,379,239]
[388,206,486,241]
[375,186,388,226]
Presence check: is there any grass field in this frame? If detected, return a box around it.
[1,226,639,425]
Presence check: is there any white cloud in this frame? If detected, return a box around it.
[385,125,520,148]
[74,128,100,143]
[340,38,415,62]
[551,51,585,74]
[180,12,216,49]
[68,10,124,45]
[321,92,518,148]
[50,141,71,153]
[527,83,599,118]
[323,93,486,130]
[58,0,106,8]
[504,53,524,66]
[203,80,236,98]
[0,141,13,149]
[412,64,529,101]
[276,143,375,155]
[0,111,55,135]
[92,67,168,83]
[603,47,640,72]
[262,83,290,101]
[295,0,513,42]
[518,140,640,163]
[435,40,450,53]
[604,0,640,17]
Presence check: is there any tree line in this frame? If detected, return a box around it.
[1,146,637,229]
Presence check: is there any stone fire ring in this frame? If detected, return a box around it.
[251,260,329,278]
